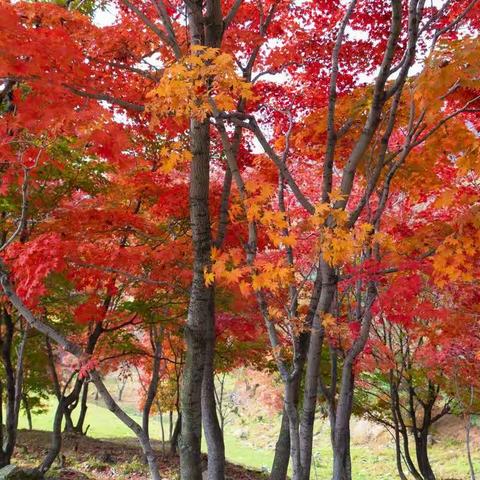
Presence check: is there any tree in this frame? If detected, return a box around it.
[1,2,480,480]
[207,2,480,479]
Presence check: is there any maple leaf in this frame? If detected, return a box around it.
[239,281,251,298]
[78,357,99,379]
[322,313,336,329]
[203,266,215,287]
[211,246,220,261]
[329,189,347,204]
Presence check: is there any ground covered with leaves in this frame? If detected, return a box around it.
[12,430,266,480]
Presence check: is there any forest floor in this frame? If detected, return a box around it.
[9,423,480,480]
[13,429,267,480]
[13,373,480,479]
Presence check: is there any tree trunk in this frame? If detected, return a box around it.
[180,2,225,478]
[22,394,33,430]
[13,327,27,432]
[466,413,476,480]
[160,411,166,454]
[286,376,304,480]
[415,432,436,480]
[270,263,322,480]
[180,116,213,480]
[90,371,161,480]
[64,409,75,432]
[298,260,336,480]
[392,384,422,480]
[331,362,354,480]
[389,380,407,480]
[393,423,407,480]
[171,412,181,455]
[40,377,83,474]
[74,381,89,434]
[118,379,127,401]
[202,316,225,480]
[40,397,68,473]
[142,332,162,441]
[1,309,18,466]
[270,409,290,480]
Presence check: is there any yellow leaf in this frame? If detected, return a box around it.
[322,313,336,329]
[203,267,215,287]
[434,190,455,208]
[329,189,347,203]
[239,281,251,297]
[281,234,297,247]
[211,246,220,261]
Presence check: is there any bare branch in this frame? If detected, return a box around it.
[0,163,33,252]
[338,0,405,207]
[151,0,182,59]
[220,112,315,214]
[64,84,145,112]
[223,0,243,30]
[322,0,358,202]
[0,261,84,358]
[121,0,174,50]
[429,0,479,52]
[411,94,480,148]
[72,262,182,289]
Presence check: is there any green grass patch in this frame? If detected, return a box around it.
[17,397,480,479]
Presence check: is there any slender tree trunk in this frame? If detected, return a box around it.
[118,379,127,401]
[180,116,213,480]
[389,381,408,480]
[202,315,225,480]
[160,411,166,454]
[298,260,336,480]
[13,327,27,432]
[0,321,28,467]
[22,394,33,431]
[466,413,476,480]
[331,363,354,480]
[180,2,225,478]
[90,371,161,480]
[74,381,89,434]
[286,379,303,480]
[415,432,436,480]
[270,409,290,480]
[1,309,18,465]
[213,373,226,435]
[271,265,322,480]
[40,377,83,473]
[393,424,407,480]
[64,409,75,432]
[393,385,422,480]
[40,397,68,473]
[142,332,162,441]
[171,412,181,455]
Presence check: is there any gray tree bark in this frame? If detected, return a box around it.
[180,2,226,479]
[298,260,336,480]
[270,409,290,480]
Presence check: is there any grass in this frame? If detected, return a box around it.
[17,394,480,479]
[18,396,274,469]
